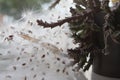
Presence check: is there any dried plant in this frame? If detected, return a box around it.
[37,0,120,71]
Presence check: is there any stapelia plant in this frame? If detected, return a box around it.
[37,0,120,71]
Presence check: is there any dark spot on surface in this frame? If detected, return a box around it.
[22,63,26,66]
[21,48,24,51]
[10,26,15,29]
[42,72,46,75]
[7,51,11,53]
[28,30,32,34]
[47,52,49,55]
[57,57,60,61]
[58,16,60,19]
[13,66,16,70]
[28,21,33,26]
[31,55,35,57]
[17,57,20,61]
[6,75,12,78]
[9,35,14,39]
[56,69,60,72]
[31,68,34,71]
[47,66,50,69]
[72,69,75,72]
[41,54,45,58]
[33,74,37,78]
[30,58,32,62]
[4,35,14,41]
[41,77,45,80]
[42,60,45,62]
[62,61,65,64]
[66,72,69,75]
[56,42,59,44]
[62,68,66,73]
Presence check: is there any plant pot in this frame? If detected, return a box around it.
[92,11,120,79]
[93,36,120,78]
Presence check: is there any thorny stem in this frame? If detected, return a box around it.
[37,9,92,28]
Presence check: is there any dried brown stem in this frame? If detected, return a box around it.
[37,9,92,28]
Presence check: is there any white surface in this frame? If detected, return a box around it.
[0,0,90,80]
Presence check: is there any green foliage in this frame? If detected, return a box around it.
[0,0,50,18]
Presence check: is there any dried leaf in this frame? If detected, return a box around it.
[19,34,39,43]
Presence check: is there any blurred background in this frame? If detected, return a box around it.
[0,0,51,19]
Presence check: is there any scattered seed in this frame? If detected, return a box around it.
[41,60,45,62]
[21,48,24,51]
[41,54,45,58]
[57,57,60,61]
[30,58,32,62]
[41,77,45,80]
[42,72,46,75]
[28,30,32,34]
[60,48,63,51]
[31,55,35,57]
[31,68,34,71]
[62,61,66,64]
[28,21,33,26]
[33,74,37,78]
[66,72,69,75]
[9,35,13,40]
[72,69,75,72]
[58,16,60,19]
[62,68,66,73]
[47,66,50,69]
[47,52,49,55]
[16,47,19,50]
[36,64,39,67]
[22,63,26,66]
[56,42,59,44]
[10,26,15,29]
[13,66,16,70]
[30,23,33,26]
[6,75,12,78]
[7,51,11,53]
[17,57,20,61]
[4,35,14,41]
[56,69,60,72]
[51,14,54,16]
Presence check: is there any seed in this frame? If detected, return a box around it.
[41,54,45,58]
[57,57,60,61]
[17,57,20,61]
[56,69,60,72]
[30,58,32,62]
[62,68,66,73]
[22,63,26,66]
[41,78,45,80]
[28,30,32,33]
[62,61,65,64]
[33,74,37,78]
[6,75,11,78]
[31,68,34,71]
[66,72,69,75]
[13,66,16,70]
